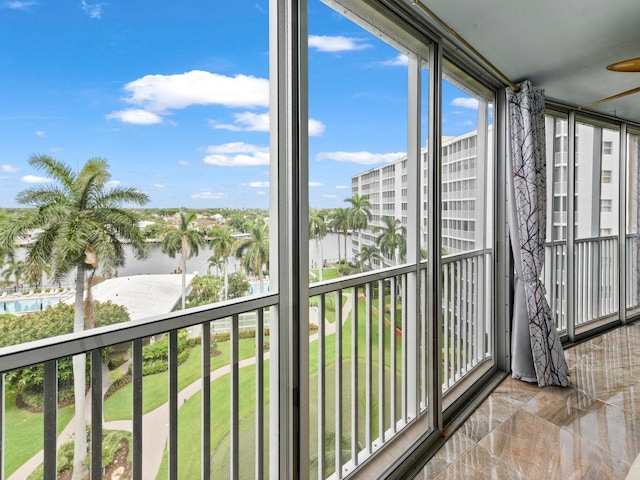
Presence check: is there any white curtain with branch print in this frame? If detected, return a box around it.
[506,81,569,387]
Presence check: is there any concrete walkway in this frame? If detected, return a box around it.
[9,295,353,479]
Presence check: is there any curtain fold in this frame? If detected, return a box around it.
[506,81,570,387]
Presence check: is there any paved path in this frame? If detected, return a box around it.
[8,294,353,479]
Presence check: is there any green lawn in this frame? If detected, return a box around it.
[103,338,263,421]
[153,294,404,479]
[4,389,75,477]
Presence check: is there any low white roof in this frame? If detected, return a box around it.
[70,274,195,321]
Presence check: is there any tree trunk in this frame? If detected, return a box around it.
[181,252,187,310]
[72,266,87,479]
[344,230,348,263]
[317,238,323,282]
[337,233,341,264]
[223,259,228,301]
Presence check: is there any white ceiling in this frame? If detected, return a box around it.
[415,0,640,123]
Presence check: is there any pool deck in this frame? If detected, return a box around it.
[1,273,195,320]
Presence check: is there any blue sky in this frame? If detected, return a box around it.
[0,0,482,209]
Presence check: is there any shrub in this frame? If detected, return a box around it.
[0,301,130,400]
[107,355,127,370]
[109,369,126,384]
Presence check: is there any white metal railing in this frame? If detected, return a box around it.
[1,254,497,480]
[0,294,276,480]
[544,236,620,331]
[574,236,618,324]
[441,251,492,391]
[308,266,418,480]
[626,234,640,310]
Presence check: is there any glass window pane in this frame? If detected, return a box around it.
[309,0,408,278]
[1,4,272,310]
[574,120,619,323]
[626,131,640,309]
[440,58,494,403]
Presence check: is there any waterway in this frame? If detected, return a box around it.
[15,232,351,288]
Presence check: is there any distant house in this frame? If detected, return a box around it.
[191,218,216,231]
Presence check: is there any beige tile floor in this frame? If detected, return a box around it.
[413,322,640,480]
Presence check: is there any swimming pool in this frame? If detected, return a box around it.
[1,297,64,314]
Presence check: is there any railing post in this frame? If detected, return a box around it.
[619,124,628,323]
[90,349,103,479]
[43,360,57,480]
[0,374,4,480]
[566,110,576,341]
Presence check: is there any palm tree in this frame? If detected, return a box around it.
[345,194,372,253]
[23,256,52,289]
[309,210,328,281]
[330,207,350,264]
[161,211,206,310]
[12,155,148,479]
[209,225,235,300]
[357,244,382,272]
[233,220,269,293]
[374,216,407,266]
[2,257,25,292]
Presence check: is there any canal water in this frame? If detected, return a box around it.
[16,233,351,287]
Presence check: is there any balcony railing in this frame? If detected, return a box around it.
[544,235,628,332]
[0,294,276,480]
[0,251,495,480]
[441,251,492,391]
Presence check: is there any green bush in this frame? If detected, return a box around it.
[212,327,270,343]
[27,429,131,480]
[109,369,126,384]
[125,330,191,377]
[0,302,130,400]
[107,355,127,370]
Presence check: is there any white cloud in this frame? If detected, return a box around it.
[191,191,226,200]
[178,160,189,166]
[35,130,45,137]
[105,180,120,188]
[203,142,270,167]
[308,35,370,52]
[119,70,269,116]
[380,54,408,67]
[451,97,479,109]
[335,185,348,189]
[106,109,163,125]
[256,191,266,195]
[323,194,338,198]
[154,183,165,189]
[204,153,269,167]
[22,174,54,183]
[212,111,269,132]
[81,1,105,19]
[308,118,325,136]
[205,142,267,154]
[2,1,38,10]
[1,164,19,173]
[309,181,323,187]
[317,151,406,165]
[242,181,269,188]
[212,111,325,136]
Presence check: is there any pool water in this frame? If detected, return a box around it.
[1,297,63,314]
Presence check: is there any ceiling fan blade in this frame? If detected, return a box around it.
[607,57,640,72]
[580,85,640,109]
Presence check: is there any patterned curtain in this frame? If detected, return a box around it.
[506,81,570,387]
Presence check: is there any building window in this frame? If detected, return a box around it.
[603,141,612,155]
[601,199,612,213]
[602,170,612,183]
